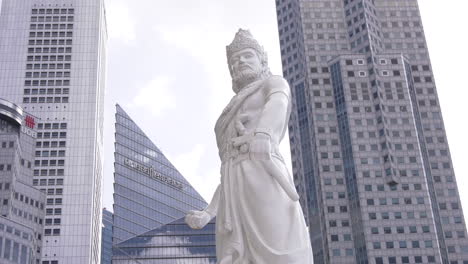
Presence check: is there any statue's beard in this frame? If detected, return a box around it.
[231,67,262,93]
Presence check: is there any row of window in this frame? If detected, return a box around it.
[33,178,64,186]
[32,8,74,15]
[33,169,64,177]
[374,239,434,250]
[27,55,71,64]
[42,188,63,196]
[46,198,62,206]
[1,141,14,148]
[375,256,466,264]
[44,218,60,226]
[29,31,73,38]
[30,24,73,30]
[365,183,423,192]
[439,202,461,210]
[35,150,66,157]
[33,159,65,167]
[36,132,66,140]
[31,16,73,22]
[367,196,425,206]
[26,63,71,70]
[445,230,467,239]
[0,224,33,241]
[0,164,12,171]
[371,225,431,235]
[381,20,421,28]
[23,97,69,104]
[42,260,58,264]
[24,88,69,96]
[0,235,32,264]
[26,71,71,78]
[28,39,72,47]
[359,156,420,166]
[11,207,43,226]
[42,261,58,264]
[25,79,70,86]
[14,191,44,209]
[45,208,61,215]
[351,104,408,115]
[43,228,60,236]
[310,72,431,91]
[37,123,67,130]
[28,47,72,54]
[0,183,10,190]
[35,141,66,148]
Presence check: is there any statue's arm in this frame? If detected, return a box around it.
[244,76,290,161]
[205,184,221,217]
[185,184,220,229]
[256,76,290,138]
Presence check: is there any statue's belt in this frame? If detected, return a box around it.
[220,142,299,202]
[220,141,280,164]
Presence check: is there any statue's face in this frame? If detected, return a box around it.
[229,48,262,77]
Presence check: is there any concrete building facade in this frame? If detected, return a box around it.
[0,98,46,264]
[0,1,107,263]
[275,0,468,263]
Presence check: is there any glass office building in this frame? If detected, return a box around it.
[101,208,113,264]
[112,105,211,262]
[0,1,107,263]
[275,0,468,263]
[113,217,216,264]
[0,98,46,264]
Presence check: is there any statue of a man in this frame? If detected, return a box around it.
[186,29,312,264]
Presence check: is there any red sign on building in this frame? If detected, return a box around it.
[25,115,35,129]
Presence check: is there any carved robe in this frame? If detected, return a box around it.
[214,75,313,264]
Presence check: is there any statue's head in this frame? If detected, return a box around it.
[226,29,271,93]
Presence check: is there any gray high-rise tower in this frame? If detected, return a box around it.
[0,1,107,263]
[275,0,468,263]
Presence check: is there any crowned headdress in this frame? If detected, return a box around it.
[226,29,266,61]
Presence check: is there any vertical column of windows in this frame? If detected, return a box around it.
[331,60,369,263]
[405,60,450,264]
[376,1,468,261]
[23,8,74,105]
[24,10,75,262]
[32,121,67,240]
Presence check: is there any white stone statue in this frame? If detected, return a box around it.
[186,29,313,264]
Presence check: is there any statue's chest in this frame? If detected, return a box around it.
[237,90,266,129]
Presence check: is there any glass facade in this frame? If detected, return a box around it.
[112,104,211,261]
[113,217,216,264]
[276,0,468,263]
[101,208,113,264]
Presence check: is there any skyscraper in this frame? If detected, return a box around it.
[0,98,45,264]
[100,208,113,264]
[275,0,468,263]
[112,105,209,260]
[0,1,107,263]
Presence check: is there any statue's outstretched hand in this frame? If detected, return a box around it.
[185,210,211,229]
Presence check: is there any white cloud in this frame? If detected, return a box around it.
[172,144,206,178]
[170,144,219,201]
[106,0,136,44]
[129,76,176,117]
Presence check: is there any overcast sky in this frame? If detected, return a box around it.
[101,0,468,219]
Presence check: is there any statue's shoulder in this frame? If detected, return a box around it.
[262,75,290,98]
